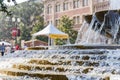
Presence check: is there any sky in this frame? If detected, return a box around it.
[4,0,28,6]
[110,0,120,10]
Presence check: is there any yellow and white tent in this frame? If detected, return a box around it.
[32,23,69,46]
[33,23,68,39]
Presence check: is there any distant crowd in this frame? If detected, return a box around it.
[0,43,27,56]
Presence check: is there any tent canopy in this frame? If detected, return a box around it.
[32,23,69,39]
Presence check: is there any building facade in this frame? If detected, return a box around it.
[43,0,110,31]
[93,0,109,12]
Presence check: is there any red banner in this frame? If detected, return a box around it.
[11,27,20,38]
[11,27,17,38]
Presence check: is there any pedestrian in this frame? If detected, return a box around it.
[5,45,11,54]
[1,43,5,56]
[11,46,15,53]
[15,44,19,50]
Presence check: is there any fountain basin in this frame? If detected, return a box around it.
[0,49,120,80]
[63,44,120,49]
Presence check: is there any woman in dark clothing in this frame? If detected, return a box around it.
[1,43,5,56]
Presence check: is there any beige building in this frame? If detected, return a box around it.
[43,0,110,30]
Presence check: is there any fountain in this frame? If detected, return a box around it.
[0,49,120,80]
[74,10,120,49]
[85,10,120,43]
[0,10,120,80]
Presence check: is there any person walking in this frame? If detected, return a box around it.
[15,44,19,50]
[1,43,5,56]
[5,45,11,54]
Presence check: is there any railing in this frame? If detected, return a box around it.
[93,1,110,12]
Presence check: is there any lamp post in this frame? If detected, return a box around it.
[12,17,20,44]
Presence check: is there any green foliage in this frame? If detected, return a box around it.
[0,1,44,43]
[57,15,78,44]
[31,16,48,42]
[58,15,73,31]
[20,24,31,41]
[10,1,44,42]
[0,0,17,42]
[0,15,13,40]
[31,16,44,33]
[55,39,66,45]
[10,1,44,27]
[0,0,17,15]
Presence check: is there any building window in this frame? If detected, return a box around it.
[47,21,49,25]
[73,0,80,8]
[77,16,80,23]
[73,16,80,24]
[47,20,52,25]
[83,0,88,6]
[55,3,60,12]
[47,5,52,14]
[99,0,106,2]
[63,2,69,11]
[55,19,60,26]
[73,17,76,24]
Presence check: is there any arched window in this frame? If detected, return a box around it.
[47,4,52,14]
[47,20,52,25]
[55,19,60,26]
[63,1,69,11]
[73,16,76,24]
[73,16,80,24]
[55,3,60,12]
[77,16,80,23]
[83,0,88,6]
[73,0,80,8]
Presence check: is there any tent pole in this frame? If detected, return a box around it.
[53,39,55,46]
[48,36,50,47]
[32,36,35,47]
[67,38,70,45]
[51,38,53,46]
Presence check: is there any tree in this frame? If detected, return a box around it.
[0,14,14,40]
[31,16,48,42]
[0,0,34,15]
[0,1,44,41]
[57,15,78,44]
[11,1,44,42]
[0,0,17,15]
[8,2,43,28]
[19,23,31,42]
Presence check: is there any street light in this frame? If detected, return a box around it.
[7,0,17,5]
[12,17,21,44]
[12,17,20,23]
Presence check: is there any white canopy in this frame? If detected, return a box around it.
[32,23,68,39]
[0,41,11,46]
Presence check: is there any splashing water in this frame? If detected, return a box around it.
[75,20,107,45]
[76,10,120,45]
[0,49,119,80]
[1,7,120,80]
